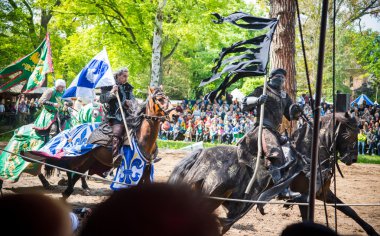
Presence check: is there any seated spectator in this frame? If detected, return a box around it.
[172,121,181,141]
[195,120,204,142]
[80,183,220,236]
[175,103,183,113]
[222,120,233,144]
[160,120,172,140]
[0,193,72,236]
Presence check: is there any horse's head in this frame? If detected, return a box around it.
[335,112,359,165]
[147,86,178,123]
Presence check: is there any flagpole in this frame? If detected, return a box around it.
[116,93,133,150]
[245,74,268,196]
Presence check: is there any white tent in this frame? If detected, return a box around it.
[231,88,245,102]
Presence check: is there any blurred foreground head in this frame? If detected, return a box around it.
[0,193,72,236]
[281,222,338,236]
[81,183,220,236]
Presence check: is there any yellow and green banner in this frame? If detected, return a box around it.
[0,33,53,93]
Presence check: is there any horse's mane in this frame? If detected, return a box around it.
[123,87,167,136]
[125,100,147,135]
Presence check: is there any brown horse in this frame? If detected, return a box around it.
[24,86,177,199]
[169,113,379,236]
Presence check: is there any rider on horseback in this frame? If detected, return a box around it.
[241,68,302,199]
[100,67,136,164]
[33,79,68,140]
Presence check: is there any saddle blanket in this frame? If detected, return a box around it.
[110,140,154,190]
[35,123,101,158]
[30,123,153,189]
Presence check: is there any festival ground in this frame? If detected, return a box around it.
[1,147,379,235]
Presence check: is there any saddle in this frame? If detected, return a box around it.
[87,123,130,147]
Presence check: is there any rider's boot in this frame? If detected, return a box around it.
[111,136,123,167]
[267,157,301,200]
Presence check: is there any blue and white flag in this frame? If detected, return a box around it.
[63,48,115,99]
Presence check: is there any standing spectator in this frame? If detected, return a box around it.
[223,120,233,144]
[210,122,218,144]
[17,94,28,125]
[184,120,193,142]
[172,121,181,141]
[203,125,210,142]
[195,120,204,142]
[366,127,376,155]
[28,98,38,123]
[358,129,367,155]
[217,119,224,143]
[0,101,5,122]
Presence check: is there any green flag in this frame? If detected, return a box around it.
[0,34,53,93]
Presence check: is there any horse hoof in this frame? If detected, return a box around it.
[82,189,91,196]
[43,184,55,191]
[58,178,68,186]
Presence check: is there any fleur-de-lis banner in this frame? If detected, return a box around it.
[200,12,278,102]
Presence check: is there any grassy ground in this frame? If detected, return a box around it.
[157,139,231,149]
[157,140,380,164]
[358,154,380,164]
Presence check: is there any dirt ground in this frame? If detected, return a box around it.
[1,147,380,235]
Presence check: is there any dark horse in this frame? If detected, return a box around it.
[169,112,379,236]
[24,86,177,199]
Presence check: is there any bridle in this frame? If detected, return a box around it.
[142,91,175,122]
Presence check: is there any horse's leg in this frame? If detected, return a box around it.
[38,173,53,190]
[81,174,90,190]
[62,171,74,199]
[221,200,254,235]
[322,190,379,236]
[63,155,97,198]
[294,194,309,221]
[0,179,3,197]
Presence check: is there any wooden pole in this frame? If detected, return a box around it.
[308,0,329,222]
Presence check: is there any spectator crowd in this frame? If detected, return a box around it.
[351,101,380,156]
[158,94,256,145]
[1,92,379,156]
[159,93,380,156]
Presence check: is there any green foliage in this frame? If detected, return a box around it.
[0,0,378,101]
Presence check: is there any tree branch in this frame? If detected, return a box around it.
[7,0,18,9]
[343,0,379,27]
[21,0,37,47]
[163,39,180,62]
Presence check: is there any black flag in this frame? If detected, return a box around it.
[200,12,278,102]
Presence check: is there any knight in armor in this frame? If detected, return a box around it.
[241,68,302,199]
[34,79,67,140]
[100,67,136,162]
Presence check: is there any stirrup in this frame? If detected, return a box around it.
[277,188,301,200]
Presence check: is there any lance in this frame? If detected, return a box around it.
[116,92,133,150]
[244,75,268,195]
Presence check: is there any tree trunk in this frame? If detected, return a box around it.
[150,0,167,87]
[270,0,297,133]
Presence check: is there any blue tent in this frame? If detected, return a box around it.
[351,94,374,106]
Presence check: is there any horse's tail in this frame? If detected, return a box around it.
[44,163,55,178]
[168,149,203,184]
